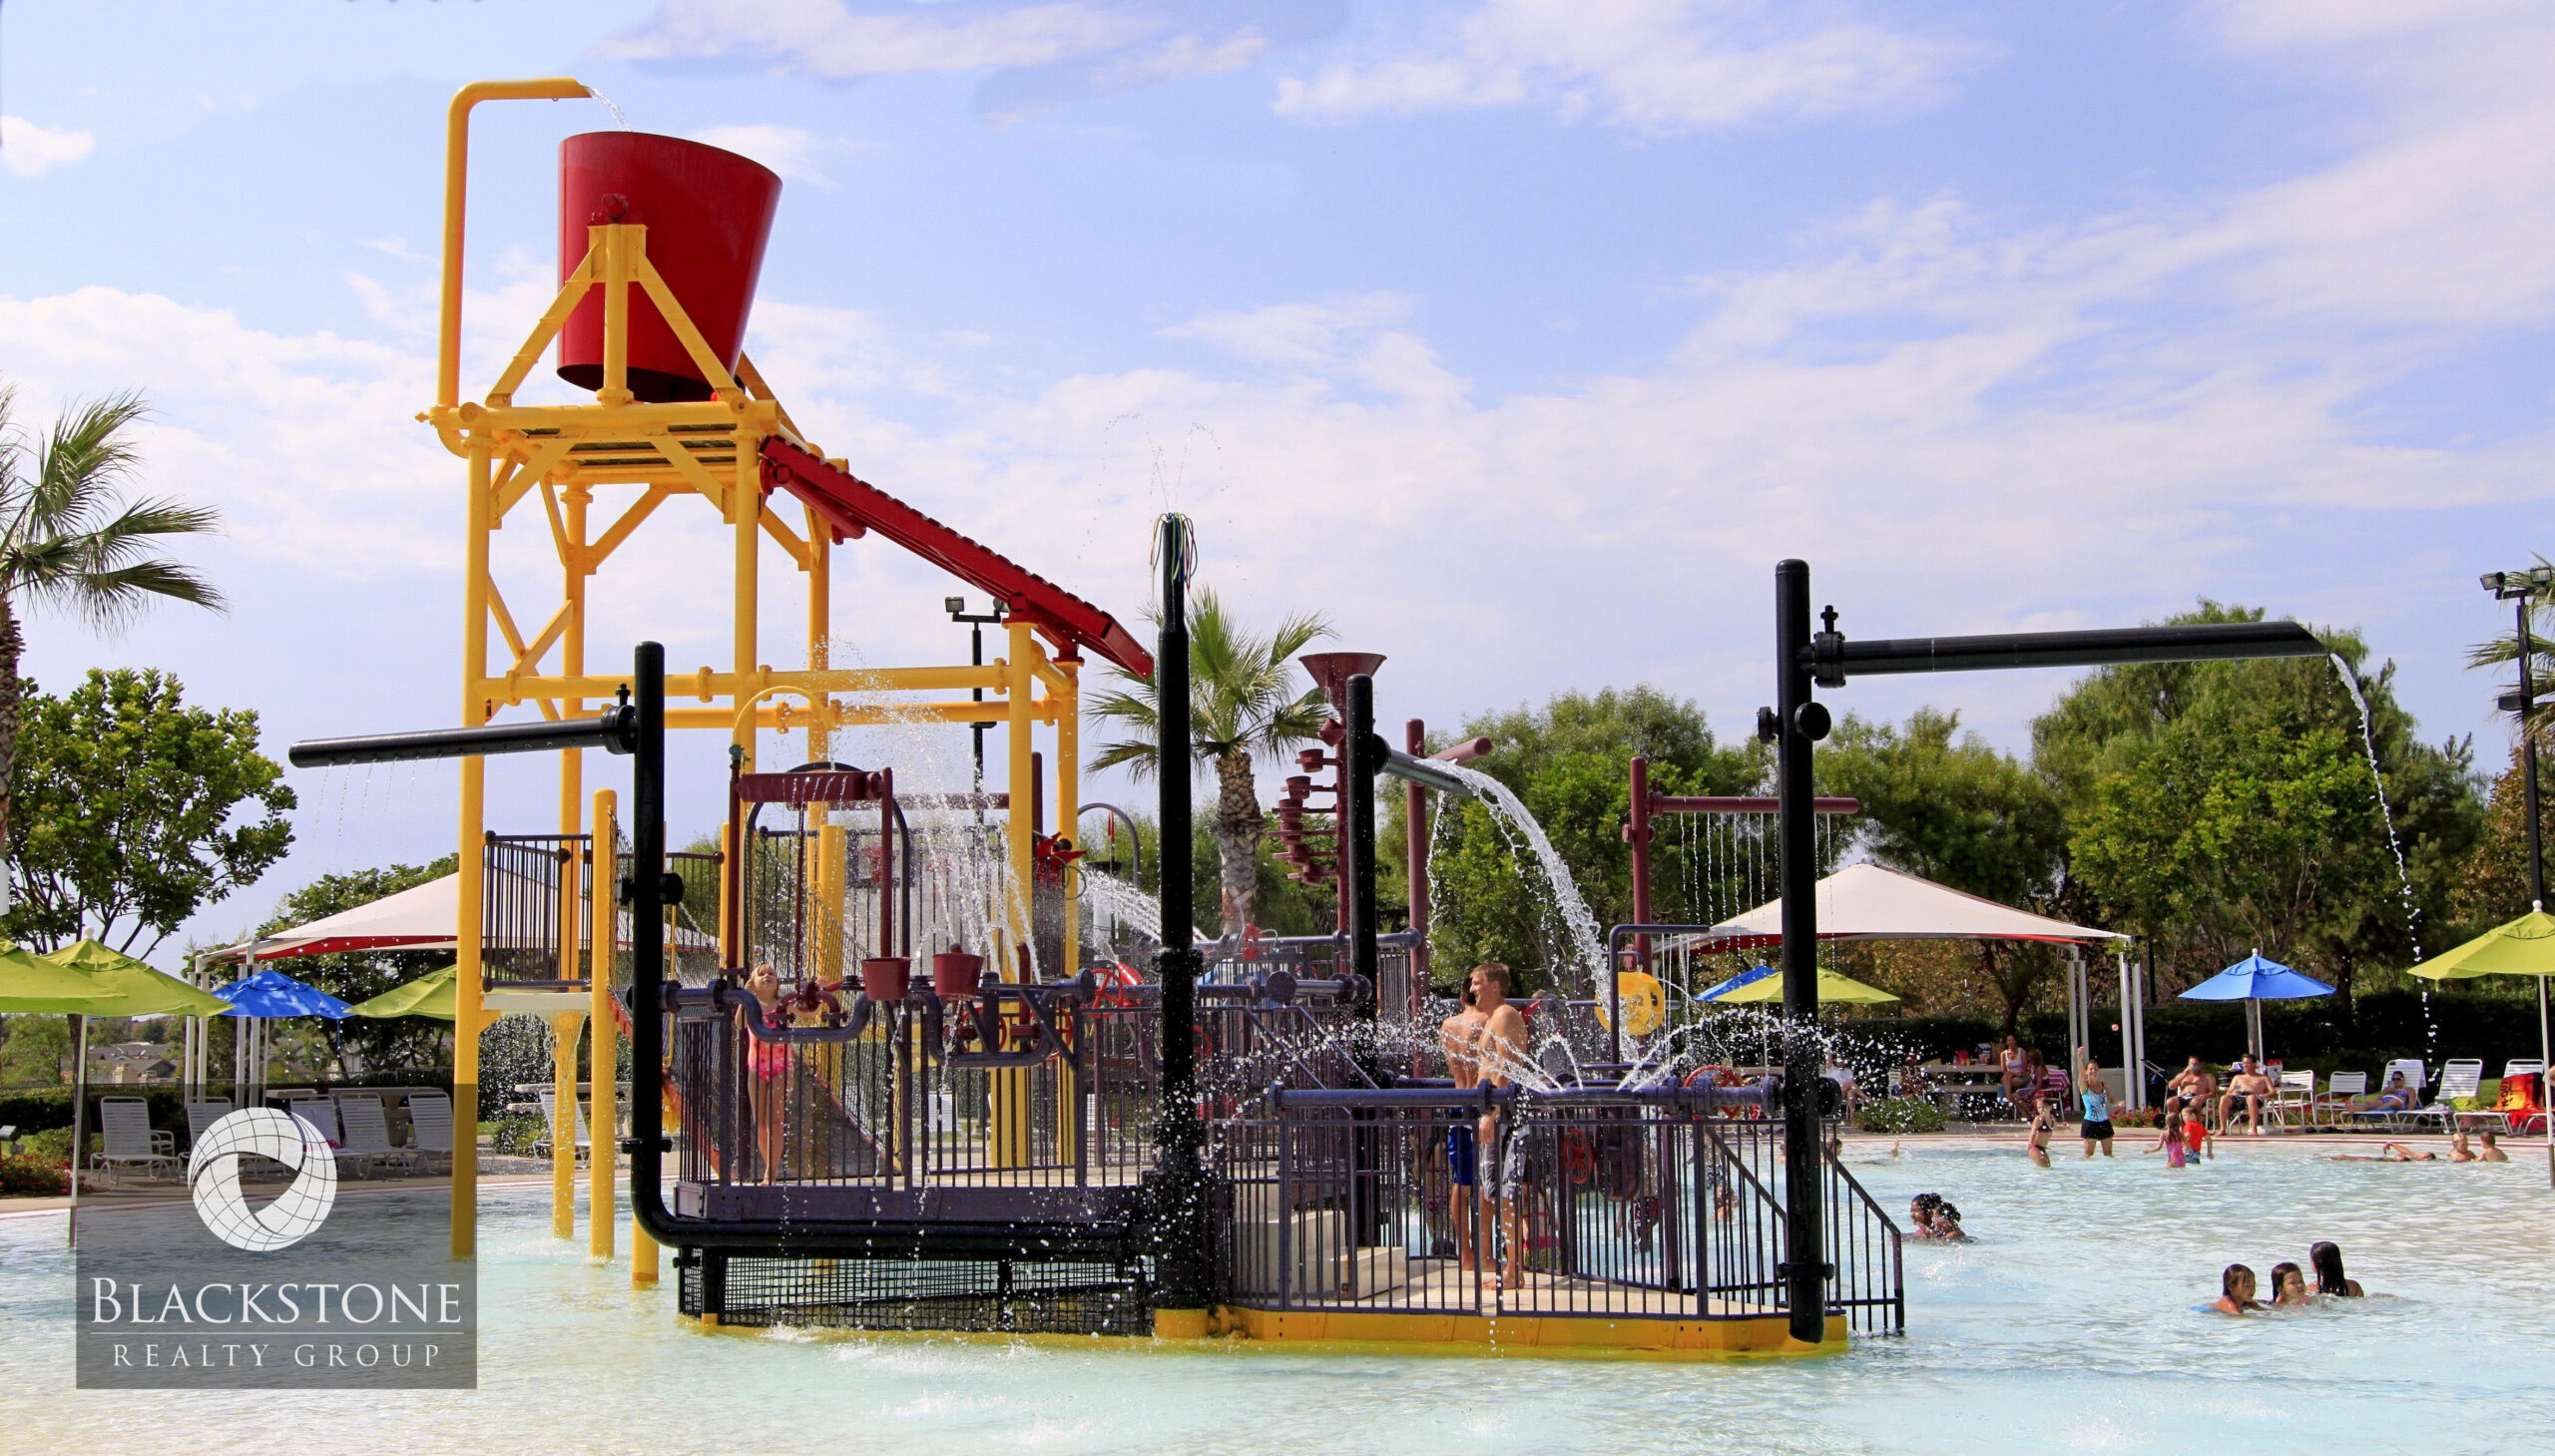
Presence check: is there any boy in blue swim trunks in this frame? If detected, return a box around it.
[1440,986,1489,1272]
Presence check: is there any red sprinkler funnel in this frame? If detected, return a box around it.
[557,132,781,403]
[1298,652,1384,710]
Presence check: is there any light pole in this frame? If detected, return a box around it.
[2482,567,2553,1085]
[947,595,1007,807]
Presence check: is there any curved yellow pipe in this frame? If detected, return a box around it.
[440,79,594,409]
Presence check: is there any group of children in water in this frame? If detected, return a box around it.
[2211,1241,2368,1312]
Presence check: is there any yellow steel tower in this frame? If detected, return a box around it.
[429,82,1149,1261]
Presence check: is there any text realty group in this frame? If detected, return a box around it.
[91,1278,465,1367]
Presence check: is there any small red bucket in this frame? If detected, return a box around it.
[557,132,781,403]
[859,957,910,1002]
[932,950,985,1000]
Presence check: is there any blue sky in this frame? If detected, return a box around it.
[4,1,2553,962]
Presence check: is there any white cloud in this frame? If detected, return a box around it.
[2,115,98,178]
[600,1,1162,80]
[1274,0,1980,133]
[689,124,858,189]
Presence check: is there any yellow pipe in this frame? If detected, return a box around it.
[1005,622,1038,977]
[496,665,1009,701]
[599,224,635,407]
[807,511,831,760]
[1056,658,1080,981]
[438,79,591,409]
[550,1011,582,1240]
[590,788,618,1260]
[734,440,759,771]
[452,437,495,1261]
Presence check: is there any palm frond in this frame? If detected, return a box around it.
[25,392,150,542]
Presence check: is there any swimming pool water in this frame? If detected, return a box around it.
[3,1140,2548,1454]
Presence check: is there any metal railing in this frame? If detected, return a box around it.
[1212,1085,1902,1335]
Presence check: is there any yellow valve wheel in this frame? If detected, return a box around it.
[1598,969,1667,1037]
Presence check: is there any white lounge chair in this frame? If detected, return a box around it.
[90,1098,177,1184]
[2353,1060,2427,1132]
[2411,1059,2482,1132]
[406,1092,456,1174]
[2265,1071,2316,1131]
[332,1095,418,1178]
[278,1094,341,1148]
[2317,1071,2367,1129]
[534,1087,592,1164]
[183,1097,233,1152]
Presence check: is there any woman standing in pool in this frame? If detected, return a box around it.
[2309,1241,2365,1296]
[2079,1060,2115,1158]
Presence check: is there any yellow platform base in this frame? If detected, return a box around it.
[682,1307,1848,1361]
[1210,1304,1845,1360]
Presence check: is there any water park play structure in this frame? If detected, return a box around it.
[275,78,2337,1355]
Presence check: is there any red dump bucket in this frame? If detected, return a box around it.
[859,957,910,1003]
[932,950,985,1001]
[557,132,780,403]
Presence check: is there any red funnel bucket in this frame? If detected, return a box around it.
[557,133,780,404]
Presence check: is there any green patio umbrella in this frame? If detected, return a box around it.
[14,941,233,1247]
[0,943,114,1010]
[1714,966,1902,1005]
[42,940,232,1016]
[2407,911,2555,982]
[345,964,456,1021]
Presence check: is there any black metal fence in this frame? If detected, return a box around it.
[1212,1086,1903,1335]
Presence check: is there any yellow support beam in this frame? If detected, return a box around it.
[590,789,618,1261]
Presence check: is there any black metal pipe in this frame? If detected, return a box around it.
[1148,515,1210,1312]
[1810,620,2324,685]
[288,709,635,767]
[1344,675,1381,1005]
[1775,560,1826,1343]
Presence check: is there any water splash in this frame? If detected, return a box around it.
[1430,760,1608,994]
[2330,655,2423,964]
[589,90,635,131]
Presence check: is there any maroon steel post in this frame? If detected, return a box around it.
[1624,755,1654,971]
[876,767,895,959]
[1405,719,1430,1015]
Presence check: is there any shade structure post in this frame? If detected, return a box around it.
[67,1014,88,1247]
[2117,949,2140,1110]
[1774,560,1826,1345]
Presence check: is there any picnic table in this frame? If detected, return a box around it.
[1905,1064,2023,1121]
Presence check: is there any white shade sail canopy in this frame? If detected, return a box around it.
[211,870,712,962]
[1687,862,2125,952]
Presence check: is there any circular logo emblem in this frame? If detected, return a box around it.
[189,1108,338,1252]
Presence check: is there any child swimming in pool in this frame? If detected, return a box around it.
[2210,1263,2264,1314]
[2025,1102,2054,1168]
[2268,1261,2312,1306]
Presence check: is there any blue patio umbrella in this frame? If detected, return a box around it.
[2178,951,2332,1064]
[215,967,354,1020]
[1700,964,1778,1001]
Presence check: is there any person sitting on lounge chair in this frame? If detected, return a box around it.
[2169,1057,2217,1113]
[2218,1057,2277,1135]
[2373,1071,2415,1113]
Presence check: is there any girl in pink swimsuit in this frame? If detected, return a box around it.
[743,964,787,1182]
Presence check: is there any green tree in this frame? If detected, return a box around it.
[0,386,224,872]
[3,669,295,957]
[2035,604,2480,999]
[1819,708,2072,1032]
[1088,589,1332,934]
[252,856,458,1078]
[1403,687,1764,991]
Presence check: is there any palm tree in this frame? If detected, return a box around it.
[1089,589,1332,934]
[0,385,225,871]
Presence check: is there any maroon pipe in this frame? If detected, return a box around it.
[1405,719,1430,1020]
